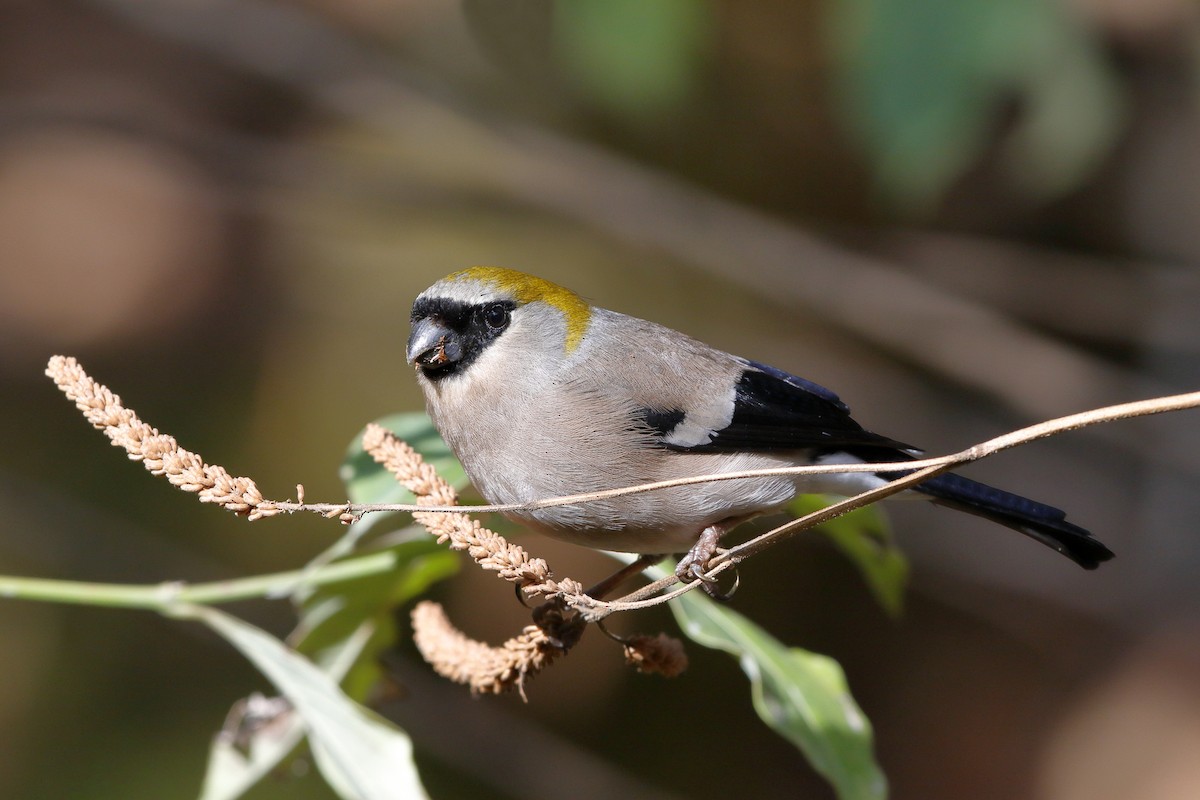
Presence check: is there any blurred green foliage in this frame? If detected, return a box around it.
[829,0,1123,209]
[467,0,1126,209]
[555,0,713,118]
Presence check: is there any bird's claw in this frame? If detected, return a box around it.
[677,554,738,601]
[675,524,724,583]
[676,524,738,600]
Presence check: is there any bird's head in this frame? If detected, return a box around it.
[407,267,592,382]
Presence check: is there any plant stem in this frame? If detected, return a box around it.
[0,550,399,611]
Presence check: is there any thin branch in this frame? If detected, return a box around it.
[86,0,1163,426]
[267,389,1200,519]
[722,390,1200,567]
[43,354,1200,615]
[39,354,1200,688]
[549,389,1200,620]
[48,355,1200,534]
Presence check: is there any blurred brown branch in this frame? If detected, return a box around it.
[85,0,1173,430]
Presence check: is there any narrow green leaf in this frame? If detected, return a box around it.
[293,413,465,701]
[791,495,908,617]
[199,415,468,800]
[198,623,376,800]
[293,538,458,658]
[199,704,305,800]
[671,591,886,800]
[197,540,456,799]
[177,604,429,800]
[293,537,459,701]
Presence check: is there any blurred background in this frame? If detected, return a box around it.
[2,0,1199,798]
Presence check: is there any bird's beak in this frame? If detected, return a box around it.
[407,317,463,368]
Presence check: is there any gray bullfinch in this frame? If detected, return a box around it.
[407,267,1113,581]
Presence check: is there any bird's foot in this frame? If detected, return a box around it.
[675,526,736,600]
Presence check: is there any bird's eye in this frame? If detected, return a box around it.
[483,303,510,330]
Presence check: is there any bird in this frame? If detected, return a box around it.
[406,267,1114,583]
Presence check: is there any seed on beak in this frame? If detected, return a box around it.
[427,338,449,365]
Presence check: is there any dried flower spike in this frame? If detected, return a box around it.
[361,423,556,591]
[45,356,279,520]
[410,600,584,698]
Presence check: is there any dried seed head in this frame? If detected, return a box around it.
[45,356,278,519]
[361,423,555,592]
[411,600,584,698]
[623,633,688,678]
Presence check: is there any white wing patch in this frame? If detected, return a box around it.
[659,383,737,448]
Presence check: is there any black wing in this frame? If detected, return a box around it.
[638,361,1114,569]
[651,360,917,455]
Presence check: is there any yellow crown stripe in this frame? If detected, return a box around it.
[451,267,591,353]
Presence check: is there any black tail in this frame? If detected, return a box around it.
[911,473,1114,569]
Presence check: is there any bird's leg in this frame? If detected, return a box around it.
[675,523,728,585]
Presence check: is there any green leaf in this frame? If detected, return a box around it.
[293,537,459,701]
[199,699,306,800]
[791,495,908,617]
[307,414,463,706]
[177,604,429,800]
[671,591,886,800]
[294,538,457,658]
[198,415,466,799]
[998,11,1123,198]
[198,623,376,800]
